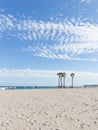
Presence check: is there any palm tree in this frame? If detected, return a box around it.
[57,72,66,88]
[62,72,66,88]
[57,72,60,88]
[70,73,75,88]
[57,72,62,88]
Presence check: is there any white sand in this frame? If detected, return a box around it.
[0,88,98,130]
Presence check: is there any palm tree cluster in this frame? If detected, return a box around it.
[57,72,66,88]
[57,72,75,88]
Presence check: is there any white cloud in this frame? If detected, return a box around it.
[80,0,92,4]
[0,68,98,78]
[24,42,98,61]
[0,68,98,86]
[0,13,98,61]
[0,68,56,78]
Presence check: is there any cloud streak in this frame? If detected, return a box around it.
[0,68,98,86]
[0,68,98,78]
[0,13,98,61]
[0,68,56,78]
[80,0,92,4]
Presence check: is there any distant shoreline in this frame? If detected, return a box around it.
[0,85,98,90]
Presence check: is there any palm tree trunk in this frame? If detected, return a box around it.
[61,76,62,88]
[63,76,65,88]
[58,76,60,88]
[72,77,73,88]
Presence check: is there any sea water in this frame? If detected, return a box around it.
[0,85,96,90]
[0,86,58,90]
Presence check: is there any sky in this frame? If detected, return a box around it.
[0,0,98,86]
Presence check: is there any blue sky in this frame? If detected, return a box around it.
[0,0,98,86]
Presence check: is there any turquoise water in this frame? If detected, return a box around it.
[0,86,58,90]
[0,85,97,90]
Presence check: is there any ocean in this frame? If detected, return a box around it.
[0,86,58,90]
[0,85,97,90]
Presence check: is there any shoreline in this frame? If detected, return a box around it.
[0,85,98,90]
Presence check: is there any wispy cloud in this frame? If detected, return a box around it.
[0,13,98,61]
[80,0,92,4]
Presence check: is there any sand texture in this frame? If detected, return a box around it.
[0,88,98,130]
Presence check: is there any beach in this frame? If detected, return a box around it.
[0,88,98,130]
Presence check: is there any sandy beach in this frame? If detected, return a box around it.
[0,88,98,130]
